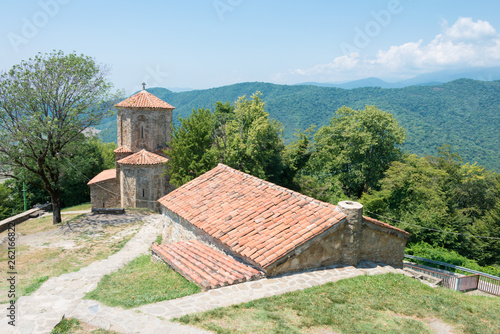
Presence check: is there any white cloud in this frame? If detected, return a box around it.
[278,18,500,83]
[444,17,496,41]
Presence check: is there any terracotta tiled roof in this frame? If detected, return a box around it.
[117,149,168,165]
[115,90,175,110]
[158,164,347,269]
[363,216,411,238]
[152,240,264,290]
[87,169,116,185]
[113,146,133,153]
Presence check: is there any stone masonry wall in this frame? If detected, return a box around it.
[120,164,174,211]
[117,108,173,153]
[161,207,215,246]
[89,179,120,209]
[160,207,245,260]
[359,223,408,267]
[267,223,347,276]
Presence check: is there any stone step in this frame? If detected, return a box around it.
[403,268,442,286]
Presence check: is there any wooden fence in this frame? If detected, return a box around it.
[404,255,500,296]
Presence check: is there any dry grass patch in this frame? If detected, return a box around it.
[0,211,148,303]
[0,213,82,238]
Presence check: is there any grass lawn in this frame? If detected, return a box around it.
[84,254,201,309]
[61,203,92,212]
[175,273,500,334]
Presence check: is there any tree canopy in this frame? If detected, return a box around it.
[362,147,500,266]
[309,105,406,198]
[97,80,500,172]
[168,107,218,187]
[168,92,287,187]
[0,51,115,223]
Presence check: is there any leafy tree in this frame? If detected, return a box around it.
[284,126,315,178]
[212,101,235,162]
[0,183,14,220]
[221,93,286,184]
[310,105,406,198]
[0,51,114,224]
[167,108,218,187]
[361,154,451,246]
[6,138,116,211]
[168,93,287,187]
[363,148,500,266]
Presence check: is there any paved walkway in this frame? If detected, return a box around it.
[4,214,406,334]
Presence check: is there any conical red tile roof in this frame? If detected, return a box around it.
[87,169,117,185]
[115,90,175,109]
[117,149,168,165]
[113,146,133,153]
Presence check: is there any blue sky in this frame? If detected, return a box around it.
[1,0,500,93]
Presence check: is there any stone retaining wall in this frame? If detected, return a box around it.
[0,204,50,233]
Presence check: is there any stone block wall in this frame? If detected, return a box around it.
[160,207,253,270]
[117,108,173,153]
[267,223,347,276]
[161,207,227,252]
[359,223,408,267]
[89,179,120,209]
[120,164,174,211]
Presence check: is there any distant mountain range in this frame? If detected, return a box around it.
[297,67,500,89]
[97,78,500,172]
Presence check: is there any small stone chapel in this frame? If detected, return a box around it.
[87,85,175,211]
[88,86,410,291]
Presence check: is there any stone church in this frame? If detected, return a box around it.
[88,86,175,211]
[153,164,410,290]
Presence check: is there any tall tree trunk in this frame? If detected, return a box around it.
[50,192,62,224]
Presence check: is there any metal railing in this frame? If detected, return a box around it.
[477,276,500,296]
[403,255,500,296]
[403,263,457,290]
[404,255,499,280]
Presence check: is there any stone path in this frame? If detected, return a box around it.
[6,215,208,334]
[4,213,407,334]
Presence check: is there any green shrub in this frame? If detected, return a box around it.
[406,242,500,276]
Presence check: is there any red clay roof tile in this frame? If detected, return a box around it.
[158,164,347,269]
[115,90,175,109]
[152,240,263,290]
[87,169,116,185]
[363,216,411,237]
[117,149,168,165]
[113,146,133,153]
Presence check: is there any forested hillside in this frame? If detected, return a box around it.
[97,79,500,171]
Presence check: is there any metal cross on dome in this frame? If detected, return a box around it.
[142,82,146,90]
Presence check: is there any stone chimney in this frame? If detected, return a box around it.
[337,201,363,266]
